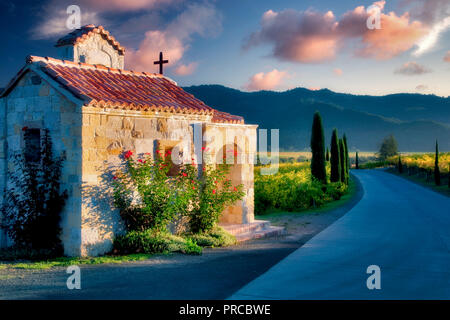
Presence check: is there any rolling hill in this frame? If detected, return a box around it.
[184,85,450,152]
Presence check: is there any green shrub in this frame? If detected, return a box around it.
[186,164,245,233]
[112,151,245,235]
[113,230,203,255]
[188,227,236,247]
[255,162,347,214]
[183,238,203,255]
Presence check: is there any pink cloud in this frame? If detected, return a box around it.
[77,0,178,12]
[126,30,185,72]
[244,69,288,91]
[244,1,430,63]
[357,12,428,60]
[333,68,343,76]
[126,3,221,73]
[444,51,450,62]
[173,62,198,76]
[394,61,432,75]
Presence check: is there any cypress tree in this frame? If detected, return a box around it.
[310,112,327,184]
[330,129,341,182]
[398,155,403,173]
[339,139,346,183]
[435,140,441,186]
[326,147,330,161]
[355,151,359,169]
[343,134,350,181]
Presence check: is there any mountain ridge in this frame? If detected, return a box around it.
[183,85,450,152]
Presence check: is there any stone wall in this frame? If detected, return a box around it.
[0,71,83,256]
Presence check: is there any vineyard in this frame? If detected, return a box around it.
[254,162,348,214]
[387,153,450,173]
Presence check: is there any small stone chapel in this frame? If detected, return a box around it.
[0,25,258,256]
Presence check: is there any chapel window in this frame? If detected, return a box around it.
[23,128,41,164]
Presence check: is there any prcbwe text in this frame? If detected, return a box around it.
[178,304,271,317]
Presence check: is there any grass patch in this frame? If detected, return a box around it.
[0,253,154,270]
[113,230,202,256]
[187,227,236,248]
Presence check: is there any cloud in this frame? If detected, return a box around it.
[76,0,178,12]
[173,62,198,76]
[244,69,288,91]
[31,8,101,39]
[356,11,428,60]
[413,16,450,56]
[333,68,343,76]
[31,0,184,39]
[126,2,222,72]
[415,84,428,91]
[244,1,430,63]
[243,9,340,63]
[394,61,432,75]
[444,51,450,62]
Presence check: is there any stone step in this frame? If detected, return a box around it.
[234,226,286,242]
[220,220,271,236]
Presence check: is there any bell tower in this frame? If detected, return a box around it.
[55,25,125,69]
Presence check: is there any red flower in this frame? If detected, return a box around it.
[166,150,172,155]
[22,126,28,131]
[138,159,143,163]
[233,187,237,192]
[113,176,117,180]
[212,189,216,195]
[182,172,187,177]
[124,150,133,159]
[192,186,196,190]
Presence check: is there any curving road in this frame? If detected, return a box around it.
[230,170,450,299]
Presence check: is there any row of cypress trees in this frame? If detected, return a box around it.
[310,111,350,185]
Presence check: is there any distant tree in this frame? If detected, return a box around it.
[343,134,350,179]
[435,140,441,186]
[310,112,327,184]
[378,134,398,160]
[330,129,341,182]
[326,147,330,162]
[355,151,359,169]
[398,155,403,173]
[339,139,347,184]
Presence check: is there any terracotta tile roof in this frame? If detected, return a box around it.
[16,55,244,124]
[55,25,125,55]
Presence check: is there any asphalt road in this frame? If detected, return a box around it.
[230,169,450,299]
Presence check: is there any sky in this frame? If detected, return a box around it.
[0,0,449,97]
